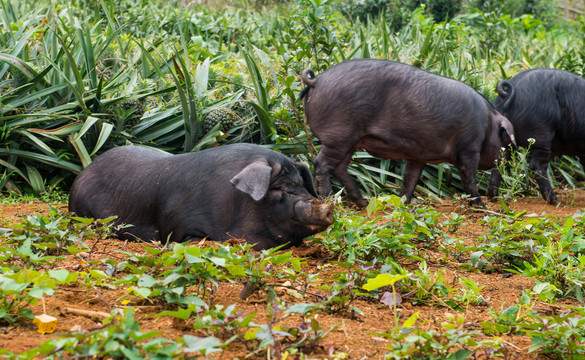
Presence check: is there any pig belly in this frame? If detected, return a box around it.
[356,135,455,164]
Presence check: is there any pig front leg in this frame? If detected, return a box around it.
[117,223,160,242]
[313,147,335,198]
[529,147,558,205]
[399,160,425,204]
[314,145,368,207]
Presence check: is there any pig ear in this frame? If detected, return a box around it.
[497,116,517,150]
[297,163,318,197]
[230,161,272,202]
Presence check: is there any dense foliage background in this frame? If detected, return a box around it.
[1,0,584,200]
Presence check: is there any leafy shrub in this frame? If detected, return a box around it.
[337,0,415,30]
[493,139,540,201]
[337,0,462,27]
[465,0,558,23]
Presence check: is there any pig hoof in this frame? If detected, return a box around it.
[486,188,498,200]
[468,197,485,208]
[354,198,369,208]
[487,194,499,203]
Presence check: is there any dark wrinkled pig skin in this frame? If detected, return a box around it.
[488,68,585,205]
[68,144,334,250]
[300,59,516,207]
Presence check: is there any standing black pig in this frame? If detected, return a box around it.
[487,68,585,205]
[300,59,516,207]
[68,144,334,250]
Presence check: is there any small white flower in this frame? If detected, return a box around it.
[528,138,536,144]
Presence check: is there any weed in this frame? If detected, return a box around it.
[407,261,453,306]
[453,275,487,307]
[481,290,539,337]
[316,261,371,317]
[0,268,77,325]
[379,312,505,359]
[315,195,447,262]
[11,308,189,359]
[2,207,117,267]
[245,290,338,357]
[526,307,585,358]
[494,138,539,201]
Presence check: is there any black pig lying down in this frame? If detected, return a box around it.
[68,144,335,250]
[488,68,585,205]
[300,59,516,207]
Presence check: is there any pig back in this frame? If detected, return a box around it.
[69,146,172,221]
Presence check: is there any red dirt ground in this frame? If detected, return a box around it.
[1,190,584,359]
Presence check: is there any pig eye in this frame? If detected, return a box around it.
[268,188,284,201]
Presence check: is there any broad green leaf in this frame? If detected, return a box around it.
[28,286,54,299]
[403,312,419,329]
[450,349,472,360]
[183,335,223,354]
[137,274,158,287]
[194,57,209,98]
[49,269,77,285]
[226,265,246,277]
[285,303,321,315]
[363,273,409,291]
[89,269,110,279]
[154,304,199,320]
[131,286,152,299]
[209,257,226,267]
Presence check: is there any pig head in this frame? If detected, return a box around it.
[301,59,516,207]
[68,144,334,250]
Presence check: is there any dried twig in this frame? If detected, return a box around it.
[61,307,111,320]
[93,285,112,313]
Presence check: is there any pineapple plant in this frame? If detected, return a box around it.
[202,107,241,133]
[8,65,29,88]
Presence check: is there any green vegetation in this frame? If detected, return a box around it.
[1,0,583,200]
[3,0,585,358]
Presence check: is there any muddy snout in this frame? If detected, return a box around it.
[294,199,335,228]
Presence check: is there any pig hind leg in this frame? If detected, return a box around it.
[456,152,483,206]
[314,145,367,207]
[487,168,502,200]
[399,160,426,204]
[529,147,558,205]
[487,148,510,200]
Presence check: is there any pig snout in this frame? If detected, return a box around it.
[294,199,334,229]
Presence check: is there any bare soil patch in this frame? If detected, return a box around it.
[1,190,585,358]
